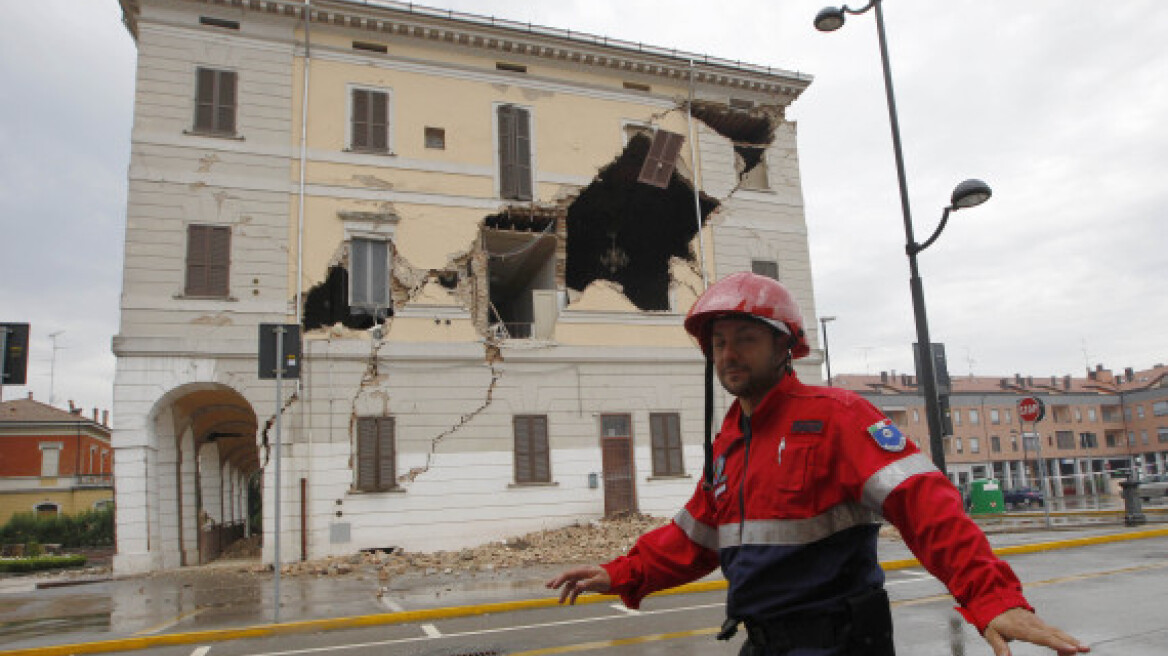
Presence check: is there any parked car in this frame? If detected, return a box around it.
[1137,474,1168,502]
[1002,487,1044,509]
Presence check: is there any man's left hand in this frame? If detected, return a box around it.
[984,608,1090,656]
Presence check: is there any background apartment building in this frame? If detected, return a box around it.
[113,0,820,573]
[834,364,1168,496]
[0,398,113,524]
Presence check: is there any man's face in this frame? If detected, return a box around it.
[710,317,788,407]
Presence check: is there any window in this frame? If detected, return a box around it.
[424,127,445,150]
[969,409,980,425]
[350,87,390,153]
[991,435,1001,453]
[497,104,533,200]
[650,413,684,477]
[1004,409,1012,424]
[1010,434,1018,451]
[751,259,779,280]
[1141,430,1149,444]
[1105,433,1118,447]
[954,437,963,453]
[193,67,237,135]
[184,225,231,297]
[734,145,769,190]
[1153,401,1168,417]
[953,410,962,427]
[969,437,980,453]
[40,444,61,477]
[349,238,390,315]
[1128,431,1136,446]
[601,414,631,438]
[355,416,395,492]
[1079,432,1098,449]
[1056,431,1075,449]
[990,409,1000,424]
[1125,407,1133,421]
[34,502,60,519]
[1137,405,1146,419]
[513,415,551,483]
[912,409,920,423]
[1087,407,1097,422]
[1074,408,1082,422]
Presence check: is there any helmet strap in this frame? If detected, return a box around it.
[702,356,714,489]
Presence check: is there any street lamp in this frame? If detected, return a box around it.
[816,2,993,475]
[820,316,837,386]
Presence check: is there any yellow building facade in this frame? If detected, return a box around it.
[113,0,820,573]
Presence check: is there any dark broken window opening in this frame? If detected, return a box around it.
[302,266,385,332]
[688,99,777,144]
[565,133,718,311]
[485,229,558,340]
[735,145,769,188]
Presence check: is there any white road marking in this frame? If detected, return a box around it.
[378,596,405,612]
[239,602,724,655]
[610,604,641,615]
[421,624,442,638]
[190,647,211,656]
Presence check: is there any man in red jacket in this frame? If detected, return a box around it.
[547,272,1088,656]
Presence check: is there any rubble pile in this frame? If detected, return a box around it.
[269,513,669,578]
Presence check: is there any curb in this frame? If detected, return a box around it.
[4,526,1167,656]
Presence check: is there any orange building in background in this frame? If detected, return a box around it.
[0,398,113,524]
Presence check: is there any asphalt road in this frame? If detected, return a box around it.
[67,532,1168,656]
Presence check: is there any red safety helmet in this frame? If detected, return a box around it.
[684,272,810,359]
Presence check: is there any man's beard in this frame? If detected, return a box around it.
[717,353,790,401]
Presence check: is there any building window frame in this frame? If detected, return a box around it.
[751,259,780,281]
[39,442,63,478]
[348,237,391,315]
[355,416,396,492]
[495,103,534,201]
[191,67,238,136]
[649,412,685,477]
[513,415,552,484]
[347,85,393,154]
[184,224,232,298]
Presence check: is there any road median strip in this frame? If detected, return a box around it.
[4,526,1167,656]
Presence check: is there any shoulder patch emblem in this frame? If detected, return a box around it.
[867,419,906,452]
[791,420,824,434]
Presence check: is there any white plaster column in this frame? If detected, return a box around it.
[179,430,199,566]
[112,444,159,574]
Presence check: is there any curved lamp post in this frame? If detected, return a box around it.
[816,2,993,476]
[820,316,837,386]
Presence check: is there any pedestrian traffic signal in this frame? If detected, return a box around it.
[1,323,30,386]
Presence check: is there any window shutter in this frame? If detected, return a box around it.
[498,105,516,198]
[514,416,531,483]
[195,68,216,131]
[650,414,667,475]
[356,417,378,491]
[531,416,549,482]
[206,226,231,296]
[377,417,396,490]
[498,105,532,200]
[369,91,388,152]
[349,238,389,313]
[666,414,683,475]
[513,107,532,200]
[352,89,369,150]
[218,71,236,134]
[185,225,209,295]
[637,129,684,188]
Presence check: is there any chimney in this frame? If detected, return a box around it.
[1125,367,1135,382]
[999,378,1008,389]
[102,410,109,426]
[1088,369,1096,381]
[69,400,76,412]
[1064,375,1071,390]
[93,408,99,422]
[880,371,889,383]
[1096,363,1104,372]
[1050,376,1057,387]
[1014,373,1023,386]
[1027,376,1034,387]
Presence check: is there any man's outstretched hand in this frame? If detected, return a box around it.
[545,565,612,605]
[984,608,1090,656]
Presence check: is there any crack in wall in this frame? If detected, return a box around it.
[259,390,300,468]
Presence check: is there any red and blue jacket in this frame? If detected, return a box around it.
[601,373,1031,632]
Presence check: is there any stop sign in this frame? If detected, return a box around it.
[1018,396,1045,422]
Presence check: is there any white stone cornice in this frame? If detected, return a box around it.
[137,0,812,101]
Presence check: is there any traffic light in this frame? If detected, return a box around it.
[1,323,30,385]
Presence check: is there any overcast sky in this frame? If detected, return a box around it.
[2,0,1165,414]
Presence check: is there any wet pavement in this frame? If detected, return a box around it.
[1,498,1164,653]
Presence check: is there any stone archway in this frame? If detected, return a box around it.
[159,385,259,566]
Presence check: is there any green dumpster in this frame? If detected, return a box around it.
[968,478,1005,514]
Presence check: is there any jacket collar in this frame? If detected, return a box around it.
[721,372,802,439]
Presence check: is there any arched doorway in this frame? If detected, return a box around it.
[165,385,260,565]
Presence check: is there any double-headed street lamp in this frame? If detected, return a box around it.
[820,316,837,386]
[815,2,993,475]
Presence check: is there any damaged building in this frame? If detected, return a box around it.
[111,0,822,574]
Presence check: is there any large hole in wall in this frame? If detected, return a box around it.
[302,265,382,331]
[565,133,718,311]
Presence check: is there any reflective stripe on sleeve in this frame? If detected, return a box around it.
[717,502,880,548]
[861,452,938,511]
[674,508,720,551]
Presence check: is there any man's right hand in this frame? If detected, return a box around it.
[545,565,612,604]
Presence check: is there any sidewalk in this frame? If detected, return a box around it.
[2,518,1165,654]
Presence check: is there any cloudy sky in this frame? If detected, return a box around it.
[2,0,1165,413]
